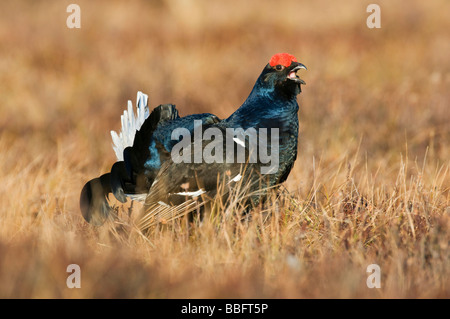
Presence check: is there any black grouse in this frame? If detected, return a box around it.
[80,53,306,228]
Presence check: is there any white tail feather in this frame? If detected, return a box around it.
[111,91,149,161]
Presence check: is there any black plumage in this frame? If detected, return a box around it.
[80,53,306,228]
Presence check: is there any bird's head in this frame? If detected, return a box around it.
[257,53,307,98]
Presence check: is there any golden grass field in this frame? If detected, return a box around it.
[0,0,448,298]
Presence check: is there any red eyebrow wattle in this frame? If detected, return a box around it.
[269,53,298,67]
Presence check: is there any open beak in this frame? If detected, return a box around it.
[287,62,307,85]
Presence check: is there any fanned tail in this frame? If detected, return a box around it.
[79,173,112,226]
[111,91,149,161]
[80,92,182,225]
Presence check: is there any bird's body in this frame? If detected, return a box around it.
[80,53,306,227]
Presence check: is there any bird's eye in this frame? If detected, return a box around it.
[275,65,285,71]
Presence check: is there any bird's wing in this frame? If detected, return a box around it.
[136,128,270,231]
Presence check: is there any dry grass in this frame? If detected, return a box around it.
[0,0,449,298]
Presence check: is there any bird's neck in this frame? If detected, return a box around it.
[225,83,299,130]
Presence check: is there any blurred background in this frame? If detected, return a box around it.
[0,0,448,298]
[1,0,449,167]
